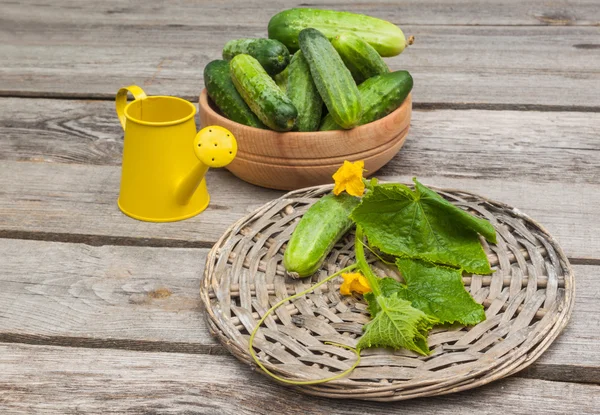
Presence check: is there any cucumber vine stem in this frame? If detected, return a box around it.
[248,263,360,385]
[355,226,382,297]
[249,227,385,384]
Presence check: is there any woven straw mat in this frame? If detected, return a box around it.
[200,184,574,401]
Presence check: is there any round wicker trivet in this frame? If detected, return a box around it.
[200,184,574,401]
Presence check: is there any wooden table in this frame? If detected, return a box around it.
[1,1,599,413]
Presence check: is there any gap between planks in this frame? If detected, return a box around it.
[1,230,598,265]
[0,342,598,413]
[1,91,598,113]
[0,229,215,249]
[0,333,228,356]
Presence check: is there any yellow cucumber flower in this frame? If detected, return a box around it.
[332,160,365,197]
[340,272,372,296]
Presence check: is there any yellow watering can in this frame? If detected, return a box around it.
[115,85,237,222]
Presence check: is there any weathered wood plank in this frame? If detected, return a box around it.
[0,239,218,352]
[0,159,598,259]
[0,239,598,383]
[0,160,281,247]
[2,97,598,185]
[383,109,600,185]
[525,263,599,384]
[1,21,599,105]
[4,0,600,27]
[0,98,124,165]
[0,343,598,414]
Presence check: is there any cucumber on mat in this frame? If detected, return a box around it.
[203,60,266,129]
[320,70,413,131]
[223,38,290,76]
[230,54,297,132]
[286,51,322,132]
[284,193,360,278]
[299,28,361,130]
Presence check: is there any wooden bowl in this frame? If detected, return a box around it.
[199,89,411,190]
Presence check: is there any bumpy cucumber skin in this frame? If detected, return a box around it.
[273,65,289,93]
[204,60,266,129]
[230,54,298,132]
[286,51,322,132]
[299,28,361,129]
[284,193,360,278]
[332,32,389,84]
[320,70,413,131]
[223,38,291,76]
[268,8,406,57]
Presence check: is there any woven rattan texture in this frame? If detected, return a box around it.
[200,184,574,401]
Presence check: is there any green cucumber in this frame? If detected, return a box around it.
[299,28,361,129]
[286,51,322,132]
[222,38,290,76]
[203,60,266,129]
[320,70,413,131]
[268,8,407,57]
[332,32,389,84]
[273,65,289,93]
[230,54,298,132]
[284,193,360,278]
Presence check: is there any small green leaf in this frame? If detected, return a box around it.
[379,258,486,326]
[358,293,437,355]
[350,179,496,274]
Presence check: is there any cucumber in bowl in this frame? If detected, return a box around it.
[223,38,290,76]
[320,70,413,131]
[230,54,297,132]
[299,28,362,130]
[332,32,389,84]
[204,60,266,129]
[286,51,322,132]
[269,8,408,57]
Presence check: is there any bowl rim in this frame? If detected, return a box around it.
[199,88,412,137]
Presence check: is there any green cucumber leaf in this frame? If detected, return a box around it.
[377,258,486,326]
[350,179,496,274]
[358,293,437,355]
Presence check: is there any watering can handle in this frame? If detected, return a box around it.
[115,85,147,130]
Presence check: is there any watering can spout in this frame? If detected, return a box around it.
[175,126,238,206]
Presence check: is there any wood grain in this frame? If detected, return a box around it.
[0,160,281,247]
[0,343,598,414]
[4,0,599,27]
[0,238,598,383]
[383,109,600,185]
[525,263,600,384]
[1,97,598,185]
[1,20,599,106]
[0,98,124,165]
[0,239,218,352]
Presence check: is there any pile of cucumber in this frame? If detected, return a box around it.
[203,8,414,132]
